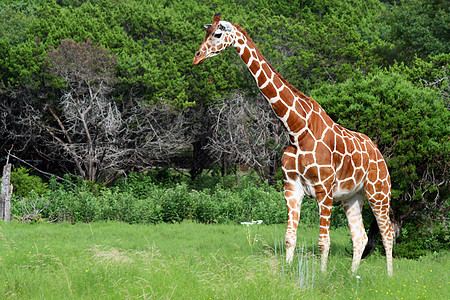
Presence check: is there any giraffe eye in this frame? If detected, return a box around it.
[214,32,222,39]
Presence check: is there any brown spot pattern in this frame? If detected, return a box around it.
[272,100,289,117]
[299,131,315,152]
[249,60,260,75]
[286,111,305,133]
[261,82,277,98]
[257,72,267,86]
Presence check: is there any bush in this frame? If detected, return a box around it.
[10,190,50,223]
[11,170,414,257]
[10,173,291,226]
[157,183,194,223]
[10,166,48,197]
[395,222,449,259]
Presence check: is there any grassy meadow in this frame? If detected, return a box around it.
[0,221,448,299]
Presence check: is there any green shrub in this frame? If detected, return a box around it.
[11,173,286,225]
[156,183,194,223]
[16,170,440,259]
[395,222,449,259]
[10,190,49,223]
[10,166,48,197]
[116,170,175,197]
[192,190,218,224]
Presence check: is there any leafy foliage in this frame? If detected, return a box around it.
[10,166,48,197]
[379,0,450,63]
[9,171,354,231]
[10,173,288,225]
[395,222,449,259]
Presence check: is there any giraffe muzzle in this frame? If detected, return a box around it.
[193,50,206,65]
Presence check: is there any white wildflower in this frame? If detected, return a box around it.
[240,220,263,226]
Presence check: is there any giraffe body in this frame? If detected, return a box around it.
[193,14,394,276]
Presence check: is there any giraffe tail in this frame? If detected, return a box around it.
[361,218,380,259]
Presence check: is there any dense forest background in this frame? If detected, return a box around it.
[0,0,449,248]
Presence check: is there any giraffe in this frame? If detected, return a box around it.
[193,13,394,276]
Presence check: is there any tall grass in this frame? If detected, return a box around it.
[1,221,448,299]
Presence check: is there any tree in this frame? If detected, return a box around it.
[206,93,287,184]
[380,0,450,64]
[34,38,193,183]
[38,38,120,182]
[120,100,193,174]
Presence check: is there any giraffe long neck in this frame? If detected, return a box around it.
[232,25,320,137]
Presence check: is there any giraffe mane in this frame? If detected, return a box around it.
[232,24,317,106]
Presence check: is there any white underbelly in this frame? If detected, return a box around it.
[296,174,366,201]
[333,180,365,201]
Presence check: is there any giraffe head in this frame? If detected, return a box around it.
[193,13,235,65]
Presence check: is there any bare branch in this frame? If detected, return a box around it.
[206,93,288,182]
[7,152,71,184]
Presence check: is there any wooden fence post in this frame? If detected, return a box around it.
[1,162,13,221]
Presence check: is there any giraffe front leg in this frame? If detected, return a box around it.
[284,179,304,264]
[316,189,333,272]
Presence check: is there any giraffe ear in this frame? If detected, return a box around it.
[204,24,212,29]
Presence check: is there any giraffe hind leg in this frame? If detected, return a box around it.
[365,177,394,276]
[341,192,368,274]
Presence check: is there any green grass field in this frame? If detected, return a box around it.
[0,221,448,299]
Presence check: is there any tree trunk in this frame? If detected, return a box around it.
[1,163,13,221]
[189,139,211,180]
[267,158,278,186]
[221,154,228,176]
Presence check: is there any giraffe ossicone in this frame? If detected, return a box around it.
[193,13,394,277]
